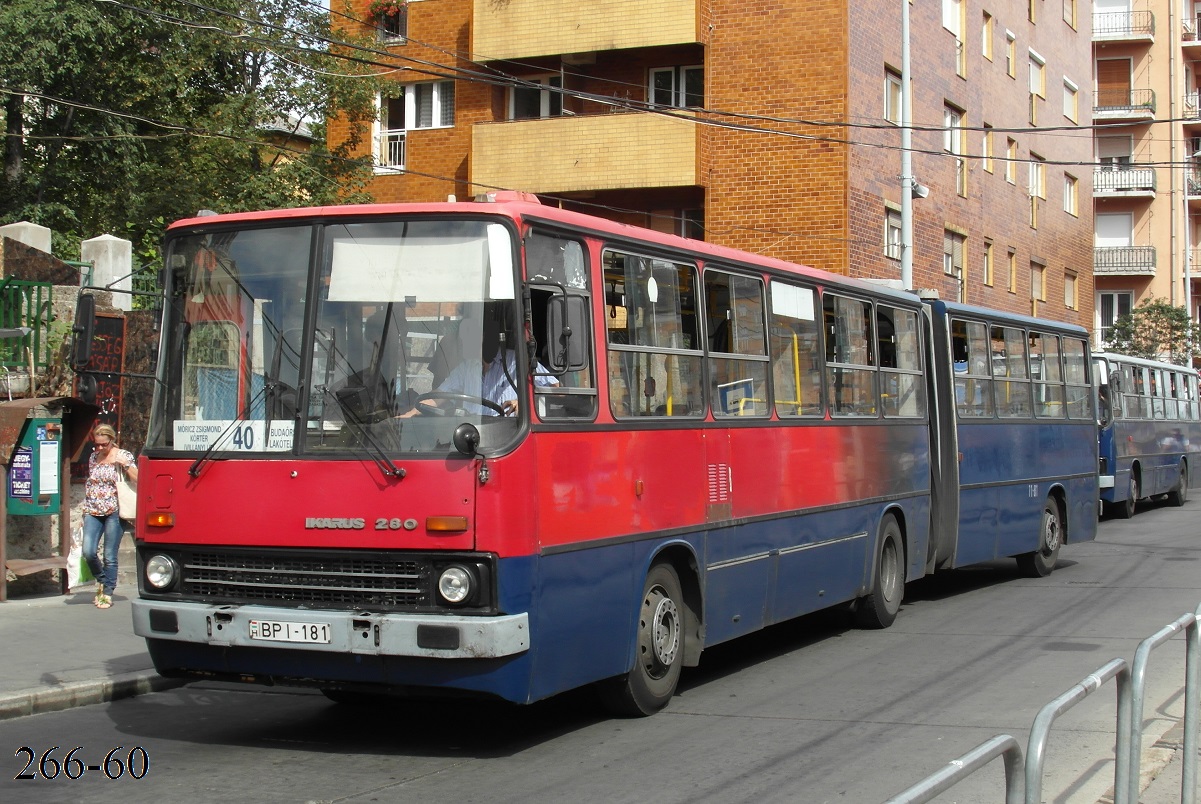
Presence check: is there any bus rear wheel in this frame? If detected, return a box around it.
[1167,463,1188,507]
[1017,498,1062,578]
[599,563,684,717]
[855,516,904,629]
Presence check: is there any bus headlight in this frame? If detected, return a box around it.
[145,554,178,591]
[437,565,473,604]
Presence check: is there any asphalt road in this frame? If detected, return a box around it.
[2,497,1198,804]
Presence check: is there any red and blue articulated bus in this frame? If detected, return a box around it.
[124,196,1097,715]
[1093,352,1200,519]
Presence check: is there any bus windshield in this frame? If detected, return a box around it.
[150,218,525,457]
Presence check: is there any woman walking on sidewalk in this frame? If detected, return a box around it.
[82,425,138,609]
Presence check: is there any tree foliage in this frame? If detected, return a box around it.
[1105,297,1200,365]
[0,0,385,266]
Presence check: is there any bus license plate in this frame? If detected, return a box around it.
[249,619,331,644]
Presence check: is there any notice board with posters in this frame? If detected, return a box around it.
[71,313,125,480]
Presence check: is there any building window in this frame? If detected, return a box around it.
[944,0,965,75]
[1098,291,1134,345]
[374,2,408,40]
[1063,78,1078,121]
[983,124,994,173]
[1029,51,1046,98]
[510,76,563,120]
[1008,250,1017,293]
[649,66,703,109]
[885,70,902,125]
[1064,174,1078,216]
[982,11,994,60]
[1064,271,1078,310]
[1029,0,1037,23]
[885,207,902,260]
[943,0,962,35]
[1031,263,1045,303]
[944,230,966,302]
[1029,153,1046,228]
[1006,138,1017,183]
[1063,0,1076,28]
[374,81,455,169]
[983,241,994,286]
[945,105,967,197]
[1006,32,1016,78]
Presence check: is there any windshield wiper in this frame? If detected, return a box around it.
[322,386,406,479]
[187,381,277,478]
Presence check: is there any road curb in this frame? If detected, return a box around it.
[0,672,189,721]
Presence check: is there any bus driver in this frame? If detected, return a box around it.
[401,316,558,417]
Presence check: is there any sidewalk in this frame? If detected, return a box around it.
[0,579,186,720]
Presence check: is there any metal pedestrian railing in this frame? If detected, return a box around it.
[885,602,1201,804]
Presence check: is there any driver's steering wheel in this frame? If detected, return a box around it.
[412,390,506,417]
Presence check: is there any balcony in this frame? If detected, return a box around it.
[1184,18,1201,58]
[471,112,697,195]
[1093,10,1155,43]
[1094,246,1157,275]
[1093,89,1156,122]
[472,0,698,62]
[1093,167,1156,198]
[374,129,405,171]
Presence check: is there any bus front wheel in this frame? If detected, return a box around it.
[1017,498,1062,578]
[1115,474,1139,519]
[855,516,904,629]
[1167,463,1189,507]
[600,563,684,717]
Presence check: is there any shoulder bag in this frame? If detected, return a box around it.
[116,465,137,522]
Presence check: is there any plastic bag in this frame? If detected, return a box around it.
[67,528,93,588]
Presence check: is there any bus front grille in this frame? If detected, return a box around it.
[179,549,433,609]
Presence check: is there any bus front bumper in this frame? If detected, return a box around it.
[131,599,530,660]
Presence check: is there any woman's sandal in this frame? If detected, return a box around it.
[95,593,112,609]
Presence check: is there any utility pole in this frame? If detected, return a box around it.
[900,0,914,292]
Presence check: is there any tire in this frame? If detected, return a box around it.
[1116,473,1138,520]
[1167,463,1189,507]
[855,516,904,629]
[599,563,685,717]
[1017,498,1062,578]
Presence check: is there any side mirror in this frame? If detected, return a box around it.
[71,294,96,370]
[546,295,589,372]
[452,423,480,457]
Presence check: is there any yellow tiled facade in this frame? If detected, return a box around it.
[471,0,697,61]
[471,113,696,195]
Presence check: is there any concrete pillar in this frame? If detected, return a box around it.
[81,235,133,312]
[0,221,52,254]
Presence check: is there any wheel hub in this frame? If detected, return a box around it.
[645,593,680,672]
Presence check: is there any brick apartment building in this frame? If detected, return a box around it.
[1093,0,1201,352]
[327,0,1094,331]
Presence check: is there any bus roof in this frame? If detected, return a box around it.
[166,196,926,308]
[1093,351,1199,375]
[930,298,1090,338]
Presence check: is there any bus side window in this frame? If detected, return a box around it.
[823,293,877,417]
[951,319,993,418]
[526,231,597,420]
[992,325,1032,418]
[705,269,768,418]
[1029,332,1064,418]
[1063,339,1092,419]
[877,305,925,418]
[603,250,703,418]
[768,281,822,417]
